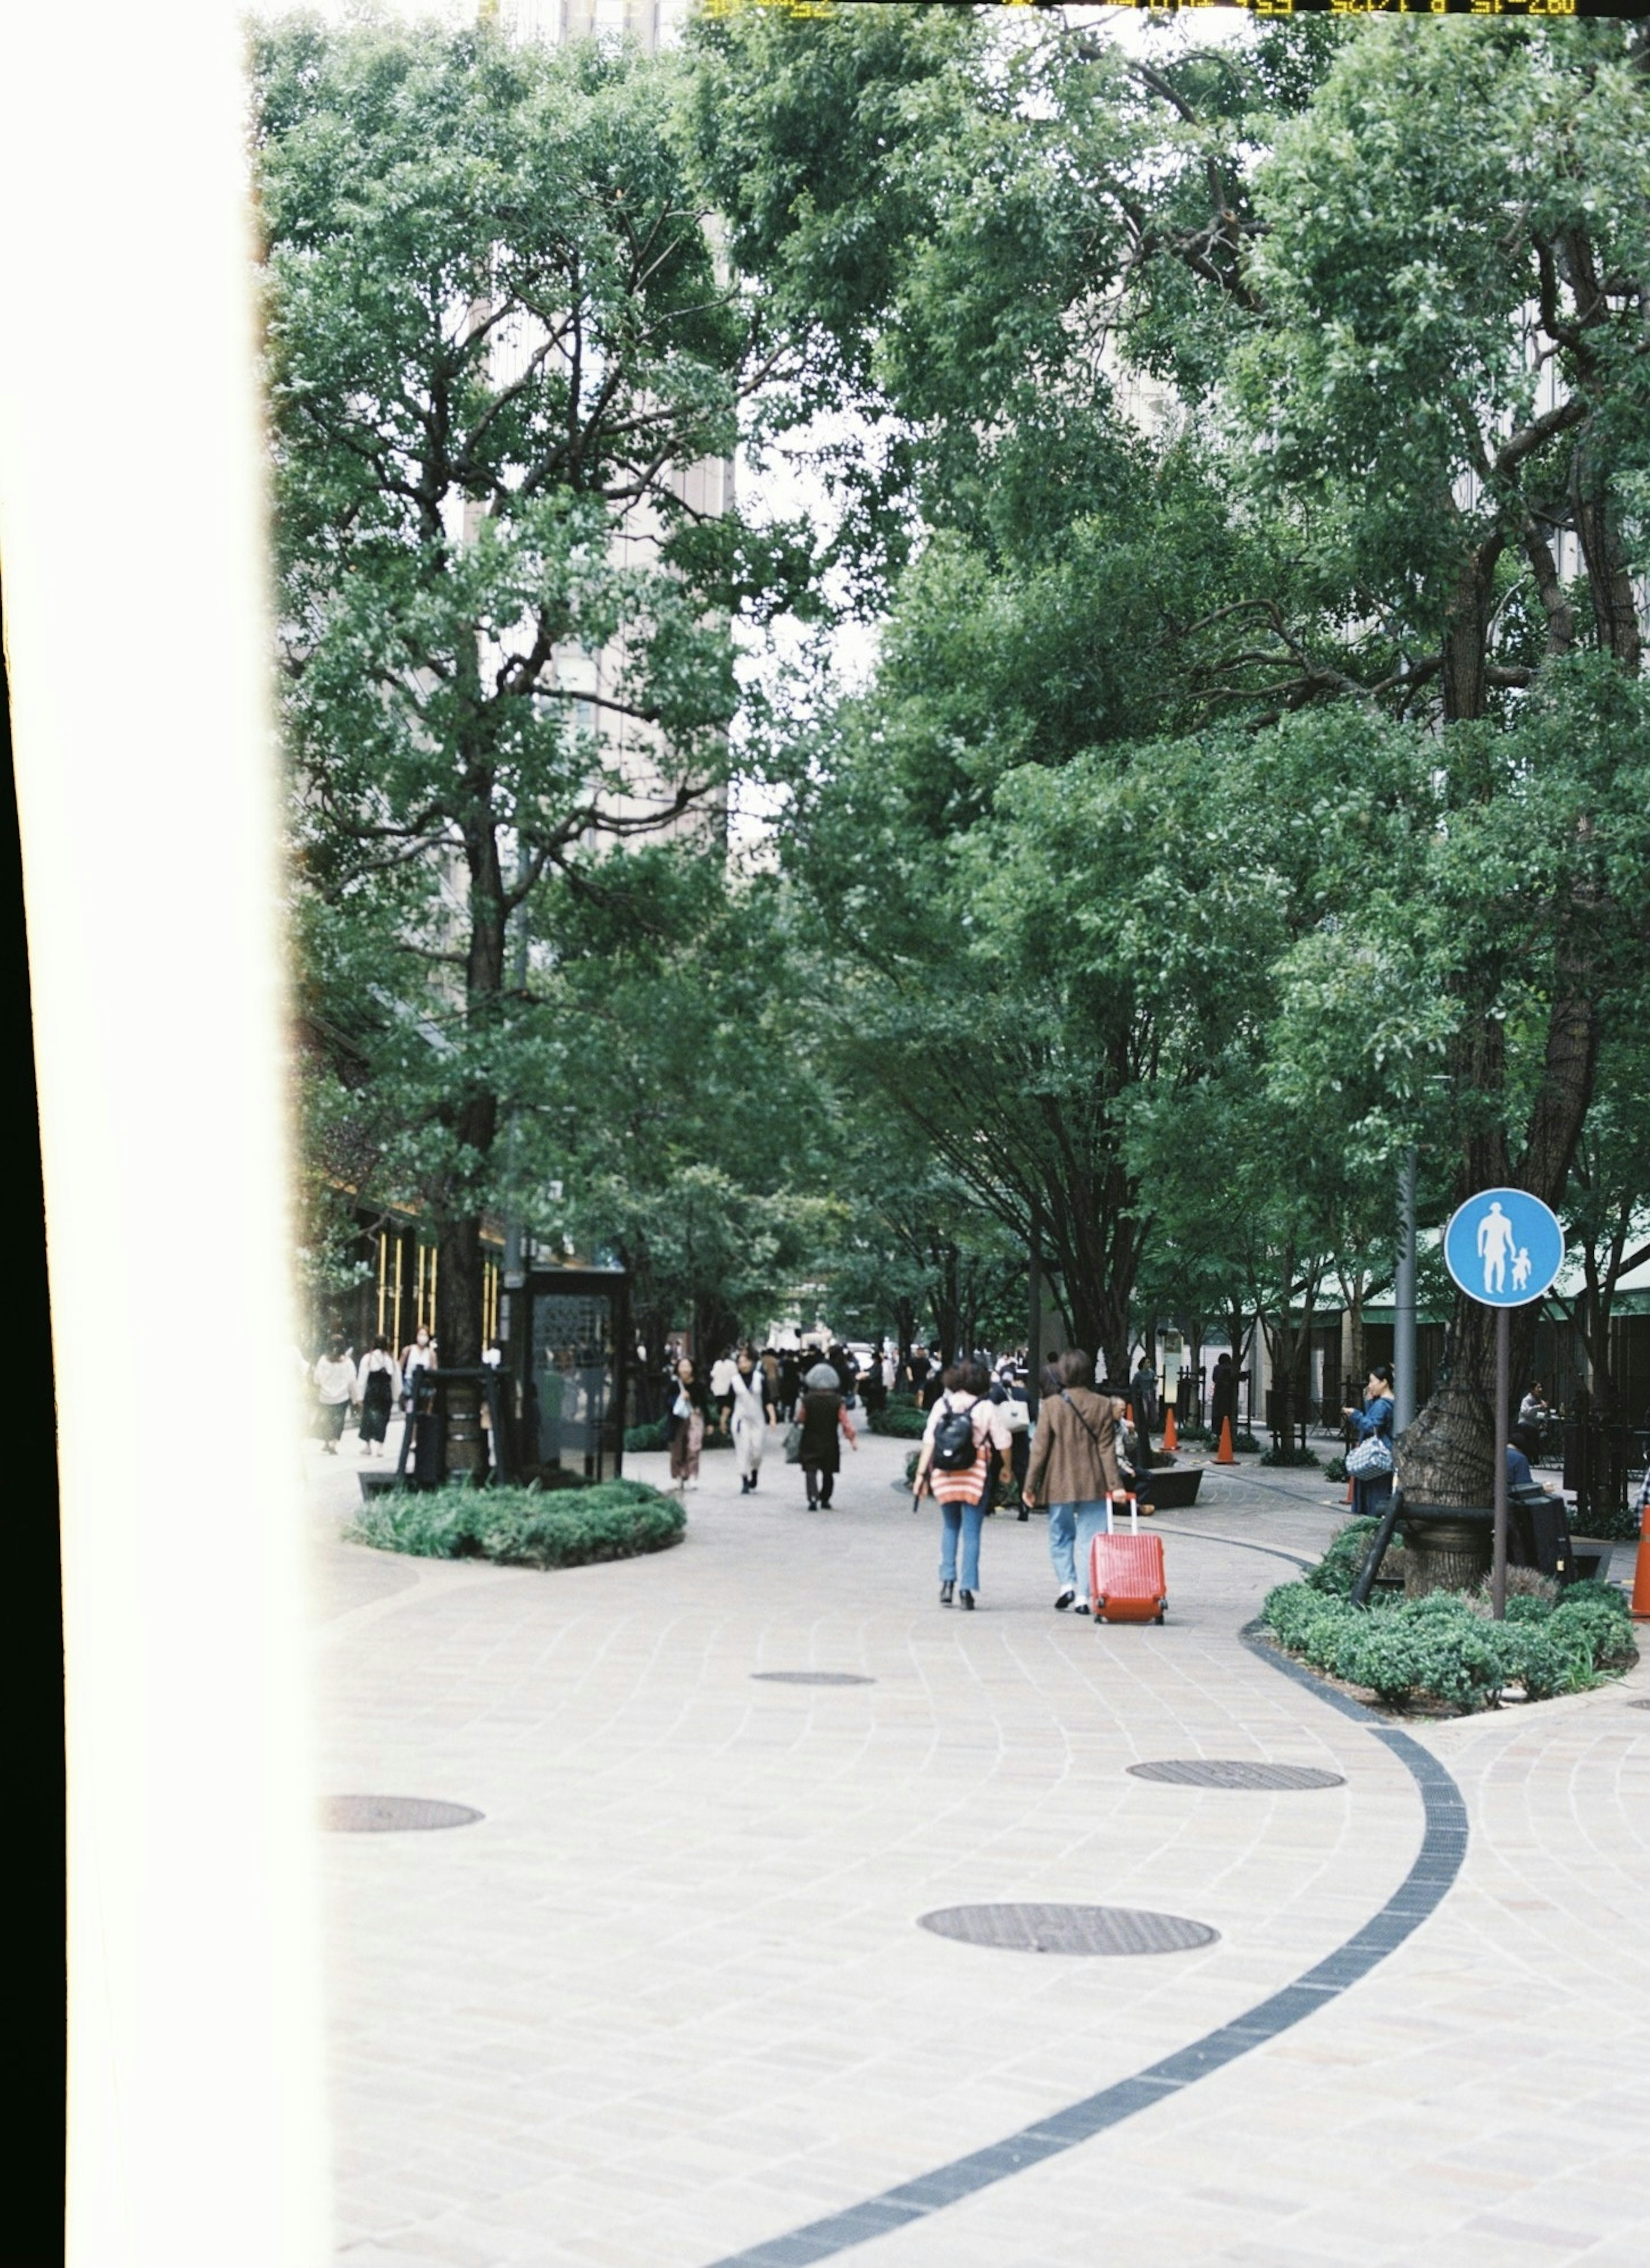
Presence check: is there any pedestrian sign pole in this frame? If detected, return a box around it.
[1442,1187,1566,1619]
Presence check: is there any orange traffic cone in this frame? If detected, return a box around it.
[1215,1417,1236,1465]
[1345,1476,1354,1505]
[1163,1407,1179,1452]
[1631,1492,1650,1622]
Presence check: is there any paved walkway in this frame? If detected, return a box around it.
[305,1424,1650,2268]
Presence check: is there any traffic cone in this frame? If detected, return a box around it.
[1215,1417,1236,1465]
[1163,1407,1179,1452]
[1631,1493,1650,1622]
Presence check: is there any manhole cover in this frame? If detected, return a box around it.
[751,1671,875,1686]
[918,1903,1218,1956]
[322,1796,483,1833]
[1128,1759,1345,1790]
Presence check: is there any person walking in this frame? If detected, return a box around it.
[991,1359,1033,1515]
[1343,1363,1396,1521]
[313,1335,357,1455]
[730,1346,770,1494]
[795,1360,857,1509]
[778,1346,802,1415]
[709,1347,738,1440]
[667,1357,712,1491]
[911,1357,1014,1609]
[355,1336,400,1457]
[1023,1349,1127,1612]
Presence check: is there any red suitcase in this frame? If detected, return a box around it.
[1089,1497,1167,1624]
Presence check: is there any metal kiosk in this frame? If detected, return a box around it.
[501,1264,629,1487]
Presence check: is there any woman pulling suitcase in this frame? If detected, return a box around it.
[1022,1349,1128,1612]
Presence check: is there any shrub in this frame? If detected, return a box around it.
[1583,1497,1648,1543]
[1303,1518,1382,1596]
[349,1479,684,1569]
[1548,1580,1638,1668]
[1260,1444,1321,1468]
[870,1404,932,1440]
[1232,1430,1261,1453]
[1259,1563,1637,1712]
[623,1417,733,1451]
[1324,1454,1348,1483]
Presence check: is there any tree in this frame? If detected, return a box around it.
[697,12,1650,1516]
[257,18,807,1390]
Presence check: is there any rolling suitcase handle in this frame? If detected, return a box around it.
[1110,1490,1138,1534]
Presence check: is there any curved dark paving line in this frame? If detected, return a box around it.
[697,1609,1468,2268]
[1150,1523,1314,1571]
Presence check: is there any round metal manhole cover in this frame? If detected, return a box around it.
[1128,1759,1345,1791]
[751,1671,876,1686]
[322,1795,484,1833]
[918,1903,1218,1957]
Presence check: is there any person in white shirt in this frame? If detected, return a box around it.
[728,1346,771,1495]
[313,1337,357,1454]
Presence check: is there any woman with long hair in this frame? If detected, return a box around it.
[667,1356,712,1492]
[730,1346,771,1495]
[355,1335,400,1458]
[911,1356,1014,1609]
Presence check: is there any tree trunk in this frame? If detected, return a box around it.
[1403,1520,1491,1600]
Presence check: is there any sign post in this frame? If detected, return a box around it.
[1442,1187,1566,1620]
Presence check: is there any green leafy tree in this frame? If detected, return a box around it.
[257,17,805,1376]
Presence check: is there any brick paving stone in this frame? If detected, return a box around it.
[306,1422,1650,2265]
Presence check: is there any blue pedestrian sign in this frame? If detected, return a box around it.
[1443,1187,1565,1308]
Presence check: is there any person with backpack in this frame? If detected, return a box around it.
[911,1357,1015,1609]
[1022,1348,1128,1612]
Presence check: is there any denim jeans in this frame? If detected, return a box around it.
[938,1497,986,1591]
[1047,1498,1114,1592]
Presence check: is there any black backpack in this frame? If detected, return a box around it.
[931,1395,981,1472]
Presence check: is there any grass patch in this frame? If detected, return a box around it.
[348,1479,684,1569]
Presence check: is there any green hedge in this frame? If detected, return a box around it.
[1261,1566,1636,1712]
[1259,1444,1321,1468]
[870,1404,931,1440]
[348,1479,684,1569]
[623,1417,733,1452]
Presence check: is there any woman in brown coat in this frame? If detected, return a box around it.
[1023,1349,1127,1612]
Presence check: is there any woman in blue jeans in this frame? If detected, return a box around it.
[1022,1349,1127,1612]
[911,1358,1015,1609]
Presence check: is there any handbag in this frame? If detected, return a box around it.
[1346,1432,1394,1477]
[783,1421,804,1464]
